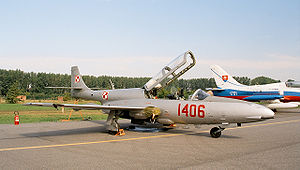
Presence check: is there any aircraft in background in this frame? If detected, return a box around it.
[25,51,274,138]
[208,65,300,110]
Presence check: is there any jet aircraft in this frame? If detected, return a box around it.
[25,51,274,138]
[209,65,300,110]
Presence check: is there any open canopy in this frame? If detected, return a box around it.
[144,51,196,93]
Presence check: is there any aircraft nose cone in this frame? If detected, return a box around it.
[261,108,275,119]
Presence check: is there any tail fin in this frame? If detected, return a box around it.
[210,65,243,88]
[71,66,89,90]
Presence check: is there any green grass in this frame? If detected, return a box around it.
[0,103,108,124]
[0,113,108,124]
[0,103,56,111]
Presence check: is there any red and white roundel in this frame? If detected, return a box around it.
[75,75,80,83]
[102,91,109,100]
[222,75,228,82]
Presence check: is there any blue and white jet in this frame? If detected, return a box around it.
[208,65,300,110]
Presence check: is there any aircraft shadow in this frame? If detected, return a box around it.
[20,121,239,139]
[187,132,241,139]
[161,128,241,139]
[22,126,106,138]
[21,121,134,138]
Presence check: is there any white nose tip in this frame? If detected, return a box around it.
[261,108,275,119]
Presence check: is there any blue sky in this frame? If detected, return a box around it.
[0,0,299,81]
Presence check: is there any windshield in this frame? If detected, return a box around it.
[286,81,300,88]
[144,51,196,92]
[190,89,210,100]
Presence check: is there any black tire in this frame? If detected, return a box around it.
[210,127,221,138]
[108,121,120,135]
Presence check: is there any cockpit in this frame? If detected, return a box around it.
[190,89,210,100]
[143,51,196,97]
[285,81,300,88]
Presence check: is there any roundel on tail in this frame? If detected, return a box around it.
[222,75,228,82]
[75,75,80,83]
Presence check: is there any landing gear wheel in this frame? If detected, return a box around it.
[210,127,222,138]
[108,121,121,135]
[106,111,122,135]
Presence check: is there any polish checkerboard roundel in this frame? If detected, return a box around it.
[102,91,109,100]
[75,75,80,83]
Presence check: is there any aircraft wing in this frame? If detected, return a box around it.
[24,103,148,111]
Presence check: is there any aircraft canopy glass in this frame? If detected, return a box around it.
[190,89,210,100]
[286,81,300,88]
[144,51,196,92]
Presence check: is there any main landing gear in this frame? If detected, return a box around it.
[210,126,225,138]
[106,111,125,136]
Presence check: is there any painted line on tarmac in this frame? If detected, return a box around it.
[0,133,185,152]
[225,119,300,131]
[0,119,299,152]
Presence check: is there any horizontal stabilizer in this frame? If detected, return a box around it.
[46,87,102,90]
[24,103,56,107]
[90,88,102,90]
[45,87,83,90]
[206,88,225,91]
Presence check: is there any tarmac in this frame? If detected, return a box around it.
[0,110,300,169]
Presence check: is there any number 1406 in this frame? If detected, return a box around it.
[178,104,205,118]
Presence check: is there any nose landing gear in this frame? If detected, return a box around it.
[210,126,225,138]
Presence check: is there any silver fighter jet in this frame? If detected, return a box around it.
[25,51,274,138]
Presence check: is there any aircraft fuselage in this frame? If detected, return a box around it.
[212,82,300,102]
[72,88,274,125]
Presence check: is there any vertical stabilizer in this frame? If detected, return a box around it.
[210,65,243,88]
[71,66,89,90]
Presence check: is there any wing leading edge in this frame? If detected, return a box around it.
[24,103,148,111]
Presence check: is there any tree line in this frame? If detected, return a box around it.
[0,68,280,102]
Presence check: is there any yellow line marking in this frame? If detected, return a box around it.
[0,119,299,152]
[225,119,300,131]
[0,133,183,152]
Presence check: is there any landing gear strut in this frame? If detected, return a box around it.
[106,111,121,134]
[210,126,225,138]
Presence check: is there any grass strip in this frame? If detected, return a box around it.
[0,113,107,124]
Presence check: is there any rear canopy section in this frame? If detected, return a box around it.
[144,51,196,96]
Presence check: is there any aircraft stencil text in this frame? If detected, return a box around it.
[178,104,205,118]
